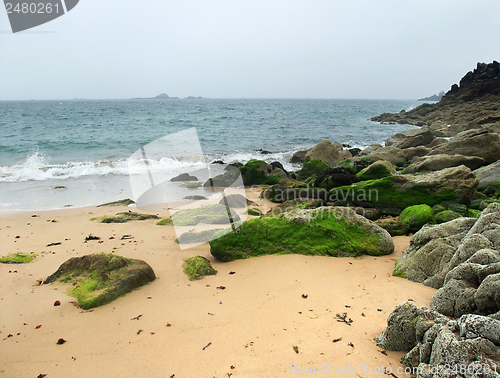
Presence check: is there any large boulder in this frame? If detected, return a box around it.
[428,129,500,164]
[209,206,394,261]
[473,159,500,188]
[404,154,486,174]
[44,253,156,309]
[358,145,406,165]
[392,217,477,282]
[239,159,287,186]
[356,160,396,181]
[314,167,359,191]
[398,204,436,232]
[330,165,479,214]
[377,302,500,376]
[385,127,435,149]
[304,140,352,166]
[297,159,329,179]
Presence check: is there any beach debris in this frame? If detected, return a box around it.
[384,368,399,377]
[208,312,215,316]
[150,332,155,335]
[202,342,212,350]
[170,375,175,378]
[345,305,351,308]
[301,294,308,299]
[84,234,100,241]
[15,235,20,238]
[120,234,134,240]
[229,271,236,275]
[131,314,142,320]
[244,341,254,348]
[35,325,42,329]
[335,313,353,325]
[7,334,13,338]
[137,329,143,335]
[347,342,354,348]
[332,337,342,343]
[56,338,67,345]
[46,241,62,247]
[147,296,152,299]
[72,356,76,361]
[293,345,299,354]
[166,323,172,327]
[361,313,366,317]
[230,365,235,369]
[37,374,47,378]
[32,214,39,217]
[379,350,388,355]
[216,285,226,290]
[54,300,61,306]
[377,308,383,312]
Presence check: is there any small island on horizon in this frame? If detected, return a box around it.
[417,91,445,101]
[132,93,205,100]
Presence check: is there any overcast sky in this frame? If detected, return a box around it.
[0,0,499,100]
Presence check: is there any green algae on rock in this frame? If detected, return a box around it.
[43,253,156,310]
[356,160,395,181]
[171,204,240,226]
[98,212,160,223]
[209,206,394,262]
[239,159,287,186]
[156,217,173,226]
[298,159,329,179]
[97,199,135,207]
[398,204,436,232]
[329,165,478,214]
[435,210,462,223]
[182,256,217,280]
[0,252,37,264]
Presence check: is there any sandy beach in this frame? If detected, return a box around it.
[0,190,436,378]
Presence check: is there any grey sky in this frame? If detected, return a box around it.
[0,0,499,100]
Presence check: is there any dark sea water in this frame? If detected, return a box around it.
[0,98,420,211]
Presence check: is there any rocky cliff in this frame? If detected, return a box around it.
[372,61,500,133]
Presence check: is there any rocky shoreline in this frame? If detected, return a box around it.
[201,61,500,377]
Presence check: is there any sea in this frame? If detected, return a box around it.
[0,98,421,212]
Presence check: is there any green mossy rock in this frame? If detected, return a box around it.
[329,166,478,214]
[97,199,135,207]
[209,206,394,261]
[43,253,155,310]
[298,159,329,179]
[182,256,217,280]
[239,159,286,186]
[156,218,173,226]
[374,220,410,236]
[435,210,462,224]
[171,204,240,226]
[177,229,225,245]
[0,252,37,264]
[467,209,481,218]
[100,212,160,223]
[432,204,446,214]
[448,203,468,216]
[247,208,263,216]
[356,160,395,181]
[399,204,436,232]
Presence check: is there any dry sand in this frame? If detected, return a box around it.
[0,193,436,378]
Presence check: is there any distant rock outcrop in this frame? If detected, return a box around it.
[371,61,500,134]
[417,91,445,101]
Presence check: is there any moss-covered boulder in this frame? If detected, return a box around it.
[43,253,156,309]
[448,203,468,216]
[399,204,436,232]
[261,180,328,203]
[374,220,410,236]
[239,159,287,186]
[0,252,37,264]
[203,171,239,188]
[356,160,396,181]
[432,204,446,213]
[247,208,263,216]
[171,204,240,226]
[297,159,329,179]
[99,212,159,223]
[182,256,217,280]
[97,198,135,207]
[435,210,462,223]
[329,165,478,214]
[314,167,358,191]
[209,206,394,261]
